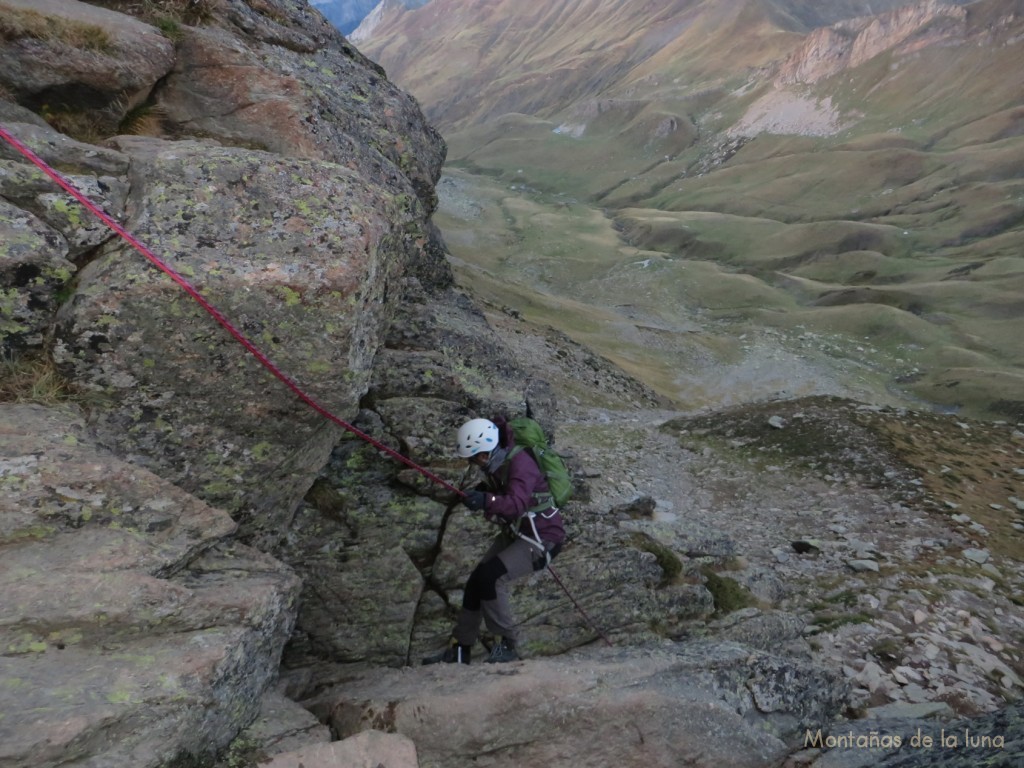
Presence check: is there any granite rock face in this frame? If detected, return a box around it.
[0,0,449,764]
[1,0,445,538]
[300,643,848,768]
[0,404,302,767]
[156,0,444,211]
[1,1,983,767]
[51,135,426,540]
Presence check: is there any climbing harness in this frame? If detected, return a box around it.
[514,502,559,568]
[497,446,557,563]
[496,450,613,646]
[0,124,612,648]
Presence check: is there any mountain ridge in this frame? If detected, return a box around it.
[358,0,1024,420]
[358,0,981,130]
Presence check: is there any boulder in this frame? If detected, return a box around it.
[230,689,332,759]
[303,643,849,768]
[0,0,175,132]
[0,403,302,767]
[260,730,419,768]
[50,136,426,543]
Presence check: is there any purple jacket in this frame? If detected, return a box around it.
[481,447,566,545]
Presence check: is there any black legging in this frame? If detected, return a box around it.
[462,556,508,611]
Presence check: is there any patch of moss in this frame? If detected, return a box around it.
[701,566,756,615]
[630,533,683,586]
[155,16,185,42]
[207,735,269,768]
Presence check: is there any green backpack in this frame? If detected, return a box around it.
[507,416,573,508]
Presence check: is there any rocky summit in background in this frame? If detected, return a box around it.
[1,1,1022,768]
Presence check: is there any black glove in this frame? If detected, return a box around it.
[463,490,487,511]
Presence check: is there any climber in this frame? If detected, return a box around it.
[422,417,566,665]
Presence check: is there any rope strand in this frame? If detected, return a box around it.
[0,124,463,497]
[547,564,614,647]
[0,123,612,646]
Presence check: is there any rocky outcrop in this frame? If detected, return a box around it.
[156,0,444,210]
[0,404,302,767]
[298,644,848,768]
[0,1,758,765]
[50,133,427,541]
[777,0,969,85]
[1,0,455,764]
[1,0,446,537]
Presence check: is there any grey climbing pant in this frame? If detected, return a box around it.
[453,532,550,646]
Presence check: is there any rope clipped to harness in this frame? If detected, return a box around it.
[509,510,612,647]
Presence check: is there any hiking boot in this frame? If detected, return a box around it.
[421,638,471,665]
[484,637,519,664]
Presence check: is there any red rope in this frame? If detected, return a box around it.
[0,124,464,497]
[547,564,614,647]
[1,124,614,645]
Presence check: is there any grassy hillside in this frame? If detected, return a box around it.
[363,0,1024,419]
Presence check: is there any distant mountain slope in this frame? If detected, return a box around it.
[356,0,963,131]
[357,0,1024,420]
[350,0,431,42]
[761,0,972,29]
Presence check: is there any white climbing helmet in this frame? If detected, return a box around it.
[456,418,499,458]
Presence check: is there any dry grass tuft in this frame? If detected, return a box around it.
[118,102,167,136]
[39,104,109,145]
[119,0,223,27]
[0,354,75,405]
[0,8,113,52]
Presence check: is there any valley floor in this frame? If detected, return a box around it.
[434,163,1024,762]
